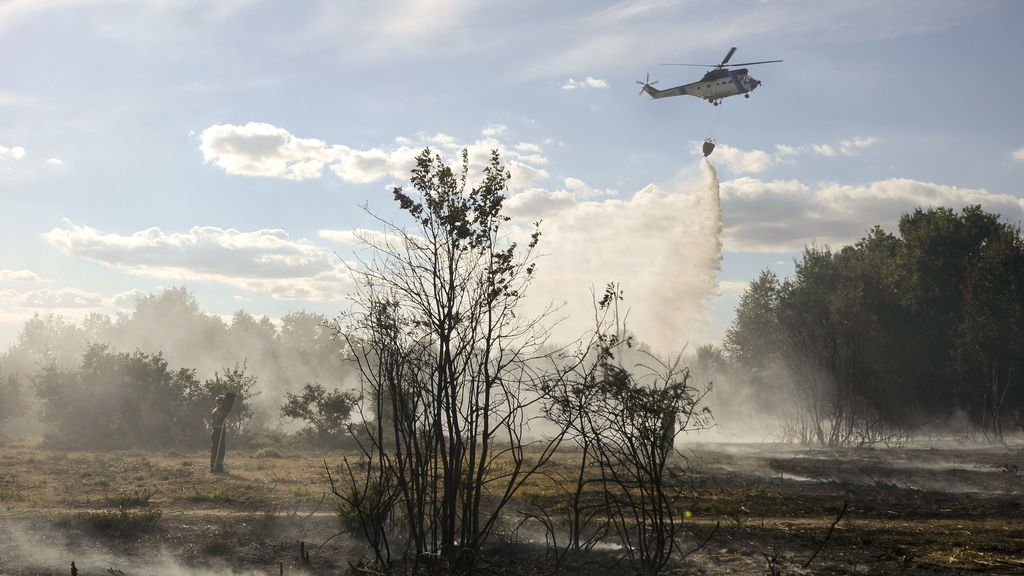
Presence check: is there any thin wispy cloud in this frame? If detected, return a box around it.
[0,92,40,108]
[0,0,257,32]
[520,1,985,79]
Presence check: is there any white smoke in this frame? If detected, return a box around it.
[520,159,723,354]
[0,520,314,576]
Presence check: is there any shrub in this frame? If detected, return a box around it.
[281,383,357,447]
[255,447,283,459]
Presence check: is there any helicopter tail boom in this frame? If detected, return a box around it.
[642,83,688,99]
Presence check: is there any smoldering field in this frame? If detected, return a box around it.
[1,440,1023,575]
[4,154,1024,576]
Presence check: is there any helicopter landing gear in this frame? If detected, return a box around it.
[712,100,719,106]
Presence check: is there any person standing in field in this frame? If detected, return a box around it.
[210,392,237,473]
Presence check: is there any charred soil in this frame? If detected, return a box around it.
[1,439,1022,575]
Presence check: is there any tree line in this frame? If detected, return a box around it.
[722,205,1024,445]
[0,289,359,448]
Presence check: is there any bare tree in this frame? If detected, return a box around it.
[332,148,565,572]
[544,285,713,576]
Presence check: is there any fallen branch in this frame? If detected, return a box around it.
[683,520,721,557]
[803,500,848,569]
[347,560,388,576]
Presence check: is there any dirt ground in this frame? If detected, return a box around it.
[1,438,1022,575]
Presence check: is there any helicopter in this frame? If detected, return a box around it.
[637,47,782,106]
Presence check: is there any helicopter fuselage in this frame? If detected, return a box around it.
[642,68,761,105]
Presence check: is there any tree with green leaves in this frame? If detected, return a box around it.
[952,226,1024,440]
[33,344,200,449]
[724,270,783,375]
[724,205,1024,444]
[281,382,358,447]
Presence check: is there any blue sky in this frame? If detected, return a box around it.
[2,0,1023,350]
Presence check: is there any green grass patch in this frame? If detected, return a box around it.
[0,487,23,501]
[0,475,21,501]
[50,507,162,535]
[111,488,157,508]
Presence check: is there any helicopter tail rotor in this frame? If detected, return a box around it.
[636,73,659,95]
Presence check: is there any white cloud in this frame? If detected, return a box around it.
[561,76,609,90]
[563,176,617,198]
[46,158,66,167]
[0,145,26,160]
[199,122,550,191]
[719,177,1024,252]
[0,286,142,310]
[0,286,146,344]
[43,221,353,301]
[774,144,800,156]
[197,121,423,183]
[719,280,749,297]
[199,122,334,180]
[709,136,880,173]
[708,144,776,174]
[804,138,879,158]
[16,287,107,309]
[839,136,879,156]
[1012,148,1024,162]
[505,188,576,219]
[482,125,507,137]
[0,269,44,282]
[426,133,458,147]
[811,144,836,157]
[327,146,421,184]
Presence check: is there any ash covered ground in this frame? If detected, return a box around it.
[1,439,1022,575]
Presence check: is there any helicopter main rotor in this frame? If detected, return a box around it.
[661,46,782,69]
